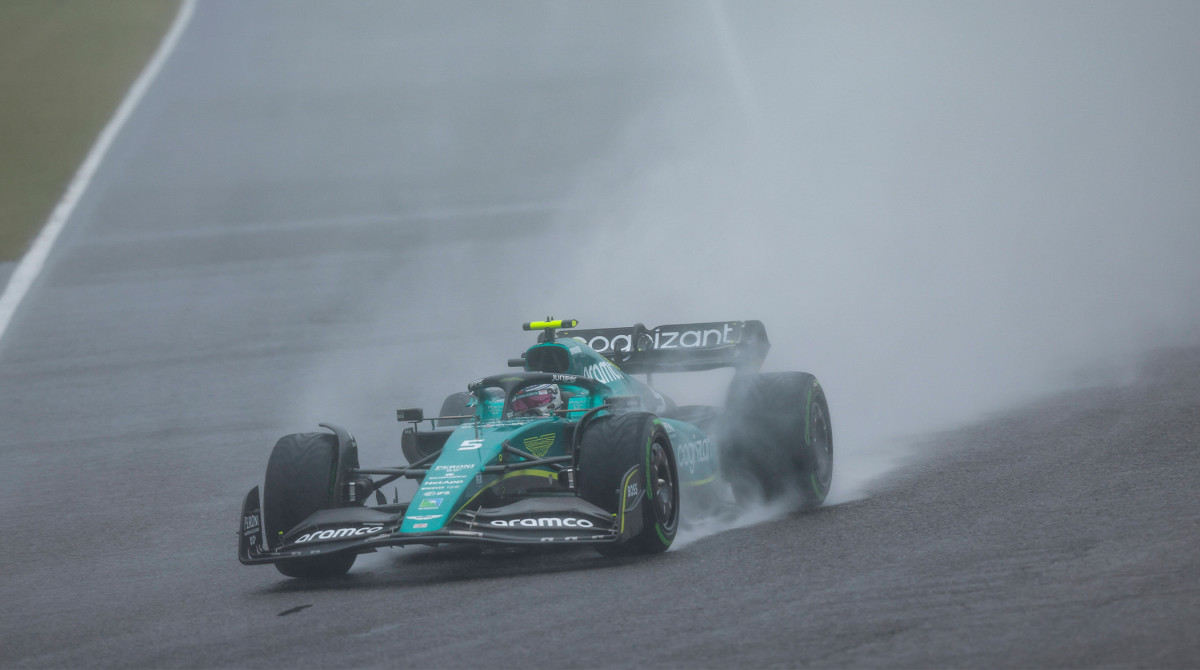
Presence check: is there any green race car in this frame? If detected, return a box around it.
[238,319,832,579]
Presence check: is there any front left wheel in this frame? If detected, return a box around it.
[578,413,679,555]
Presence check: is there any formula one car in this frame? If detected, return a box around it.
[238,319,831,579]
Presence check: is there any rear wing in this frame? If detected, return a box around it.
[549,320,769,374]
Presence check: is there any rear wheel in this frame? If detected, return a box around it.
[578,413,679,555]
[437,391,473,428]
[721,372,832,508]
[263,432,357,579]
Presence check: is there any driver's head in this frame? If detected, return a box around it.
[510,383,562,417]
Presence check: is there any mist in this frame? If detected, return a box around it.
[281,2,1200,514]
[539,1,1200,503]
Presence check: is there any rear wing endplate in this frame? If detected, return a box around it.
[548,320,769,374]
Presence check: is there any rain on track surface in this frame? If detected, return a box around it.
[1,3,1197,667]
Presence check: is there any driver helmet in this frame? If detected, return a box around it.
[510,384,563,417]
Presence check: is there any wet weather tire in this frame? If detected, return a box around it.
[578,413,679,555]
[263,432,357,579]
[722,372,833,508]
[437,391,473,428]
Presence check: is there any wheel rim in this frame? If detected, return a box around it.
[649,441,677,531]
[811,403,832,489]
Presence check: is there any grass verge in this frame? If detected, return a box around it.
[0,0,180,261]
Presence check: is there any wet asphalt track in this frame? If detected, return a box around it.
[1,3,1198,668]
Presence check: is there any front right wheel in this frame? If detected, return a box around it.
[263,431,357,579]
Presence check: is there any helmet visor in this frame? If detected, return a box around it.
[511,385,558,415]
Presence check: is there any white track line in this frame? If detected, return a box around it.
[0,0,197,345]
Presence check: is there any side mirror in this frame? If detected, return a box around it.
[396,408,424,422]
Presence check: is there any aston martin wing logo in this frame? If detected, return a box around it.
[523,433,556,458]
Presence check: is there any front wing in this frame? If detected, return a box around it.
[238,488,627,565]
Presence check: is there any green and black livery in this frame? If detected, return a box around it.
[238,319,832,578]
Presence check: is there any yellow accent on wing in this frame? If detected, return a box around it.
[451,469,558,517]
